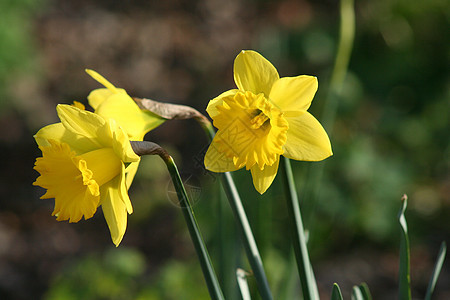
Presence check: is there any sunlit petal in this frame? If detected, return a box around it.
[269,75,318,112]
[234,50,279,97]
[95,93,165,140]
[100,177,128,247]
[204,139,241,172]
[206,89,239,118]
[250,158,280,194]
[283,112,333,161]
[57,104,105,139]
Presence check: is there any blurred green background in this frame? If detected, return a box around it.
[0,0,448,299]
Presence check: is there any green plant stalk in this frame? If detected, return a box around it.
[425,241,447,300]
[308,0,355,206]
[398,195,411,300]
[199,120,274,300]
[331,283,343,300]
[220,172,274,300]
[280,156,318,300]
[164,155,225,300]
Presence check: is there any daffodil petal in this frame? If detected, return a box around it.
[204,139,241,172]
[250,157,280,194]
[34,123,101,154]
[118,164,133,214]
[206,89,239,118]
[96,93,164,140]
[283,112,333,161]
[125,162,140,192]
[87,88,116,110]
[85,69,119,93]
[100,176,128,247]
[57,104,106,139]
[105,119,140,163]
[233,50,279,96]
[269,75,318,112]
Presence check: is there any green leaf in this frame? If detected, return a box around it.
[398,194,411,300]
[236,268,252,300]
[165,156,225,300]
[425,241,447,300]
[351,285,364,300]
[280,157,318,300]
[331,283,343,300]
[358,283,372,300]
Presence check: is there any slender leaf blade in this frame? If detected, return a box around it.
[236,268,252,300]
[351,285,364,300]
[331,283,343,300]
[425,241,447,300]
[358,283,372,300]
[398,194,411,300]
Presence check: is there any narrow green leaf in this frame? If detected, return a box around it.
[280,157,318,300]
[331,283,343,300]
[195,112,273,300]
[236,268,252,300]
[398,194,411,300]
[220,173,273,300]
[165,156,225,300]
[425,241,447,300]
[351,285,364,300]
[358,283,372,300]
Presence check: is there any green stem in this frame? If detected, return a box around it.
[307,0,355,222]
[165,156,225,300]
[198,118,274,300]
[220,172,274,300]
[130,141,224,300]
[280,157,318,300]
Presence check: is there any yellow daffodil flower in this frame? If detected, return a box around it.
[204,50,332,194]
[33,104,140,246]
[85,69,165,188]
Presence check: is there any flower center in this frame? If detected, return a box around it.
[249,110,270,130]
[212,91,289,170]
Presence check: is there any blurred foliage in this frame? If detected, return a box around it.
[0,0,45,109]
[0,0,448,299]
[45,248,210,300]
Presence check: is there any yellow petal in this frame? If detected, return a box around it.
[250,157,280,194]
[79,147,122,187]
[269,75,318,112]
[106,119,140,163]
[206,89,239,118]
[233,50,279,97]
[116,163,133,214]
[100,175,128,247]
[204,138,241,172]
[95,93,164,140]
[87,87,129,109]
[283,112,333,161]
[125,161,140,192]
[34,123,100,154]
[57,104,106,139]
[85,69,119,93]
